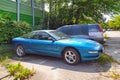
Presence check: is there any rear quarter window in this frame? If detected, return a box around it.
[71,25,88,35]
[88,25,99,32]
[57,25,88,35]
[57,27,73,35]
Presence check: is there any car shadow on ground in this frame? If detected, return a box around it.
[11,54,111,73]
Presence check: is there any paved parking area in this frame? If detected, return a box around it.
[12,56,111,80]
[11,31,120,80]
[1,31,120,80]
[105,31,120,62]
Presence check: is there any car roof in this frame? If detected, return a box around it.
[32,30,55,33]
[60,24,98,27]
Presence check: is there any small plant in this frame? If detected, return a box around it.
[7,62,35,80]
[0,53,14,66]
[14,67,35,80]
[97,53,116,65]
[0,56,9,66]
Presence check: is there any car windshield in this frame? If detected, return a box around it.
[49,31,70,40]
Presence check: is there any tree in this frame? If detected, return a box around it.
[107,15,120,30]
[22,0,120,29]
[44,0,120,29]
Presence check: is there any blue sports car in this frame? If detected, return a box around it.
[12,30,103,65]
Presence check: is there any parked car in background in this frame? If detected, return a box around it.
[56,24,105,44]
[12,30,103,65]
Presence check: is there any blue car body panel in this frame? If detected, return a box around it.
[12,30,103,61]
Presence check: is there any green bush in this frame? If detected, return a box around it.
[31,25,47,30]
[0,14,32,43]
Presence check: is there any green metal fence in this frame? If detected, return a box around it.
[0,0,44,25]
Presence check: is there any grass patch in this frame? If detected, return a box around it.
[0,44,12,50]
[0,44,13,54]
[0,44,15,65]
[0,53,15,66]
[97,53,116,65]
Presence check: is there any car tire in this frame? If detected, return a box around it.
[16,45,25,57]
[63,48,81,65]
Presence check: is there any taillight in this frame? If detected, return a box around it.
[98,24,103,32]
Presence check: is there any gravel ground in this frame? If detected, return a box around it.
[0,31,120,80]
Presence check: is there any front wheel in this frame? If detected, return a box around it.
[16,45,25,57]
[63,48,81,65]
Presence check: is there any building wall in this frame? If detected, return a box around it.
[0,0,44,25]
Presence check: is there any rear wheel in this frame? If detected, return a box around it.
[16,45,25,57]
[63,48,81,65]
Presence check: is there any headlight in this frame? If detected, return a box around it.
[88,51,98,54]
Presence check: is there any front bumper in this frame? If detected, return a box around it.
[78,47,103,61]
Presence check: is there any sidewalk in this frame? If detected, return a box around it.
[0,66,13,80]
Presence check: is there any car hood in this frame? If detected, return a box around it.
[58,38,102,49]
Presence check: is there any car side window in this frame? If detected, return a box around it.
[30,34,40,39]
[39,32,50,40]
[34,32,52,40]
[30,32,54,40]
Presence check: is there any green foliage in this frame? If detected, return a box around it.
[0,44,15,66]
[0,53,12,60]
[0,44,14,62]
[44,0,120,28]
[32,25,47,30]
[107,15,120,30]
[0,44,35,80]
[0,52,15,66]
[7,62,35,80]
[0,55,9,66]
[0,43,11,50]
[0,14,32,43]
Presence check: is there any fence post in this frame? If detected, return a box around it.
[17,0,20,22]
[31,0,35,26]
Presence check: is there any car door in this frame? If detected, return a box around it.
[29,32,59,56]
